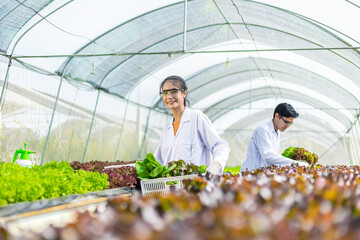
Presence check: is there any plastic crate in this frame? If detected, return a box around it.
[140,174,198,197]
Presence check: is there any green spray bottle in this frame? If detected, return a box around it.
[13,143,35,168]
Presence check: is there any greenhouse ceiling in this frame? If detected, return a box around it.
[1,0,360,153]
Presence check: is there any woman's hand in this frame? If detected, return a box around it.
[206,161,222,175]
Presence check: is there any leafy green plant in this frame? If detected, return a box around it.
[282,146,318,165]
[70,160,139,189]
[281,146,295,158]
[223,166,241,175]
[136,153,176,179]
[13,165,360,240]
[135,153,207,179]
[0,161,109,206]
[199,165,207,174]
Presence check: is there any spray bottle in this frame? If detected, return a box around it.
[13,143,35,168]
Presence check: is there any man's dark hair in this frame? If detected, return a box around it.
[273,103,299,118]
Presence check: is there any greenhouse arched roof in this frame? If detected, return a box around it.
[1,0,360,163]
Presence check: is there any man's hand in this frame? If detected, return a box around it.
[293,161,309,167]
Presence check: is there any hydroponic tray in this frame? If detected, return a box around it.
[0,187,132,218]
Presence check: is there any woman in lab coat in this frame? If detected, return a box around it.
[154,75,230,175]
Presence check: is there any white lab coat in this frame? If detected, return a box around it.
[154,107,230,174]
[241,119,293,172]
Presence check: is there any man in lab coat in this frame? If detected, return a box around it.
[241,103,307,172]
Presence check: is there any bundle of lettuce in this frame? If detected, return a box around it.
[135,153,207,180]
[282,146,319,166]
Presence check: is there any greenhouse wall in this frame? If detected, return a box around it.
[0,57,168,164]
[0,60,56,164]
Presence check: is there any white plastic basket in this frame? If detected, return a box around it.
[104,163,136,169]
[140,174,198,197]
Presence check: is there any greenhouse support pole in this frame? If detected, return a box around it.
[347,129,356,165]
[249,61,252,111]
[136,85,142,151]
[114,99,129,161]
[82,89,101,163]
[138,109,152,160]
[41,77,64,165]
[351,118,360,164]
[354,118,360,164]
[136,106,142,149]
[343,136,352,165]
[0,57,12,112]
[358,119,360,159]
[350,127,360,165]
[183,0,188,52]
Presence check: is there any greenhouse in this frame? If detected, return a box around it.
[1,0,360,239]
